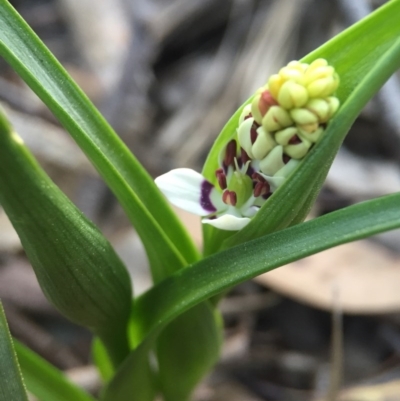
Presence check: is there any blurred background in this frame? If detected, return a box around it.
[1,0,400,400]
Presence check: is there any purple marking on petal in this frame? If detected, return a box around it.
[247,166,255,177]
[200,180,217,213]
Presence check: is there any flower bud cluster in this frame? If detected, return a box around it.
[236,58,340,182]
[210,59,339,227]
[155,59,340,231]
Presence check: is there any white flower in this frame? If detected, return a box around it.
[155,168,253,230]
[155,139,295,231]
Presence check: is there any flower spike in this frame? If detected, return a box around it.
[156,58,340,231]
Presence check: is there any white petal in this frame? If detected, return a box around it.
[259,145,285,175]
[258,172,285,192]
[268,176,286,191]
[274,159,300,178]
[239,104,252,125]
[237,117,255,159]
[242,205,259,218]
[155,168,217,216]
[202,214,250,231]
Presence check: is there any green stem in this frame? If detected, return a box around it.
[98,326,130,369]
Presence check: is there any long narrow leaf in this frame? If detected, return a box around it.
[14,341,96,401]
[104,304,222,401]
[132,193,400,341]
[157,303,221,401]
[0,1,199,282]
[0,110,131,366]
[0,302,29,401]
[108,193,400,396]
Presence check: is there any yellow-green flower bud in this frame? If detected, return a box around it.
[269,62,308,101]
[290,108,318,125]
[251,94,264,124]
[259,145,285,176]
[307,58,328,71]
[304,65,335,85]
[305,59,329,82]
[262,105,293,132]
[238,104,252,125]
[298,122,319,133]
[286,60,308,73]
[326,96,340,121]
[298,125,324,143]
[275,127,298,146]
[304,98,330,122]
[268,74,284,100]
[278,81,309,109]
[307,74,339,98]
[252,127,276,160]
[284,137,312,159]
[274,159,300,179]
[278,66,304,84]
[251,87,278,124]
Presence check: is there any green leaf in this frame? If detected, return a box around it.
[92,338,114,383]
[103,304,223,401]
[14,341,96,401]
[0,1,199,283]
[132,192,400,343]
[157,303,222,401]
[108,193,400,397]
[0,110,131,366]
[201,0,400,252]
[0,301,29,401]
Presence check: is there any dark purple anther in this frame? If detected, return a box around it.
[252,172,266,183]
[224,140,237,166]
[200,180,217,213]
[253,181,270,197]
[241,148,250,164]
[247,165,255,177]
[288,135,302,144]
[215,168,227,190]
[283,154,291,164]
[222,190,237,206]
[250,126,258,144]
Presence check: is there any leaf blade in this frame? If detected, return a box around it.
[157,303,222,401]
[133,192,400,342]
[0,110,131,366]
[14,341,96,401]
[0,302,29,401]
[108,193,400,396]
[0,1,199,282]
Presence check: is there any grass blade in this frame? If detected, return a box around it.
[15,341,96,401]
[0,302,29,401]
[0,1,199,282]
